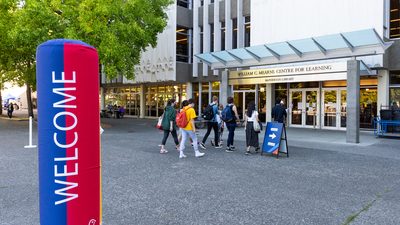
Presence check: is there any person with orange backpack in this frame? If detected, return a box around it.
[176,99,205,159]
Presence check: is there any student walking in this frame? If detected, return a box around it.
[7,102,14,119]
[160,99,179,154]
[200,96,222,149]
[222,97,240,152]
[244,101,260,155]
[178,99,205,159]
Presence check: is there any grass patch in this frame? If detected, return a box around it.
[342,189,390,225]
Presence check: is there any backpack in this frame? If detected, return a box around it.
[202,104,215,121]
[221,105,234,122]
[176,108,189,128]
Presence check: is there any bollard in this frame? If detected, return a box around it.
[24,116,37,148]
[36,39,101,225]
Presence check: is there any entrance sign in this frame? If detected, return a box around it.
[229,61,347,85]
[261,122,289,157]
[37,39,101,225]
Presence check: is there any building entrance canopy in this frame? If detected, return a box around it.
[195,29,392,70]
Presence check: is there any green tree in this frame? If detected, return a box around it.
[0,0,172,117]
[0,0,16,115]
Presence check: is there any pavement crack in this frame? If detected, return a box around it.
[342,189,390,225]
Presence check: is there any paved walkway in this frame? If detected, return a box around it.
[1,117,399,225]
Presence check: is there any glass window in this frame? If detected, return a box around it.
[221,22,225,51]
[233,84,256,90]
[177,0,189,8]
[258,84,267,122]
[211,81,220,90]
[390,87,400,108]
[201,82,210,92]
[244,16,251,47]
[390,72,400,84]
[232,18,237,49]
[210,25,214,52]
[200,27,204,53]
[360,88,377,128]
[290,82,319,89]
[176,26,191,62]
[390,0,400,39]
[275,83,288,105]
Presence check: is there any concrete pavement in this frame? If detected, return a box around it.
[0,117,400,225]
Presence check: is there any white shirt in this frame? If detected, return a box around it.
[247,111,258,122]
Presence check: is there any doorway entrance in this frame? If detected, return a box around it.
[289,89,319,128]
[233,91,256,120]
[322,88,347,129]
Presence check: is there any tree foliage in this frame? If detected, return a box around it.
[2,0,172,82]
[0,0,172,116]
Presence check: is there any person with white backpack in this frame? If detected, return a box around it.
[243,101,261,155]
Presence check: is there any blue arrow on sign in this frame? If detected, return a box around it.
[262,122,283,153]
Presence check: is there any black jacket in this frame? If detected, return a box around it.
[271,104,287,123]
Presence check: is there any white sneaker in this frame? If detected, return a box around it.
[195,151,205,158]
[179,154,187,159]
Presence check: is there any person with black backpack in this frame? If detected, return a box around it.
[199,96,222,149]
[221,96,240,152]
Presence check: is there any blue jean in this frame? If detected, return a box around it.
[179,129,198,152]
[226,123,236,147]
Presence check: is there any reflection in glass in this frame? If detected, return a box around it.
[233,92,243,120]
[258,84,266,122]
[324,90,337,127]
[305,91,317,126]
[245,92,256,118]
[341,90,347,127]
[360,88,377,128]
[291,91,302,125]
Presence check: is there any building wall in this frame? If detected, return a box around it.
[127,4,177,83]
[386,40,400,71]
[251,0,385,67]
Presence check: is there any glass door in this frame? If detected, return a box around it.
[340,90,347,128]
[233,91,256,121]
[305,90,318,127]
[289,90,303,126]
[233,92,244,120]
[244,92,256,118]
[322,88,346,129]
[289,89,319,127]
[323,90,338,128]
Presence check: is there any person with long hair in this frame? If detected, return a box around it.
[225,96,240,152]
[178,99,205,159]
[243,101,260,155]
[160,99,180,153]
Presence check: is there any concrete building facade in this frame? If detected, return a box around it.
[101,0,400,138]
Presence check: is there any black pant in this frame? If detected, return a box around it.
[202,122,219,144]
[161,129,179,146]
[7,110,13,118]
[226,122,236,147]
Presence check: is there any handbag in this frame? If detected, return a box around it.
[252,112,261,133]
[156,113,164,130]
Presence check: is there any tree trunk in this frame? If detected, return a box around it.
[26,84,34,118]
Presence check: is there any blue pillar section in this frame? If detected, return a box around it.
[36,41,67,225]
